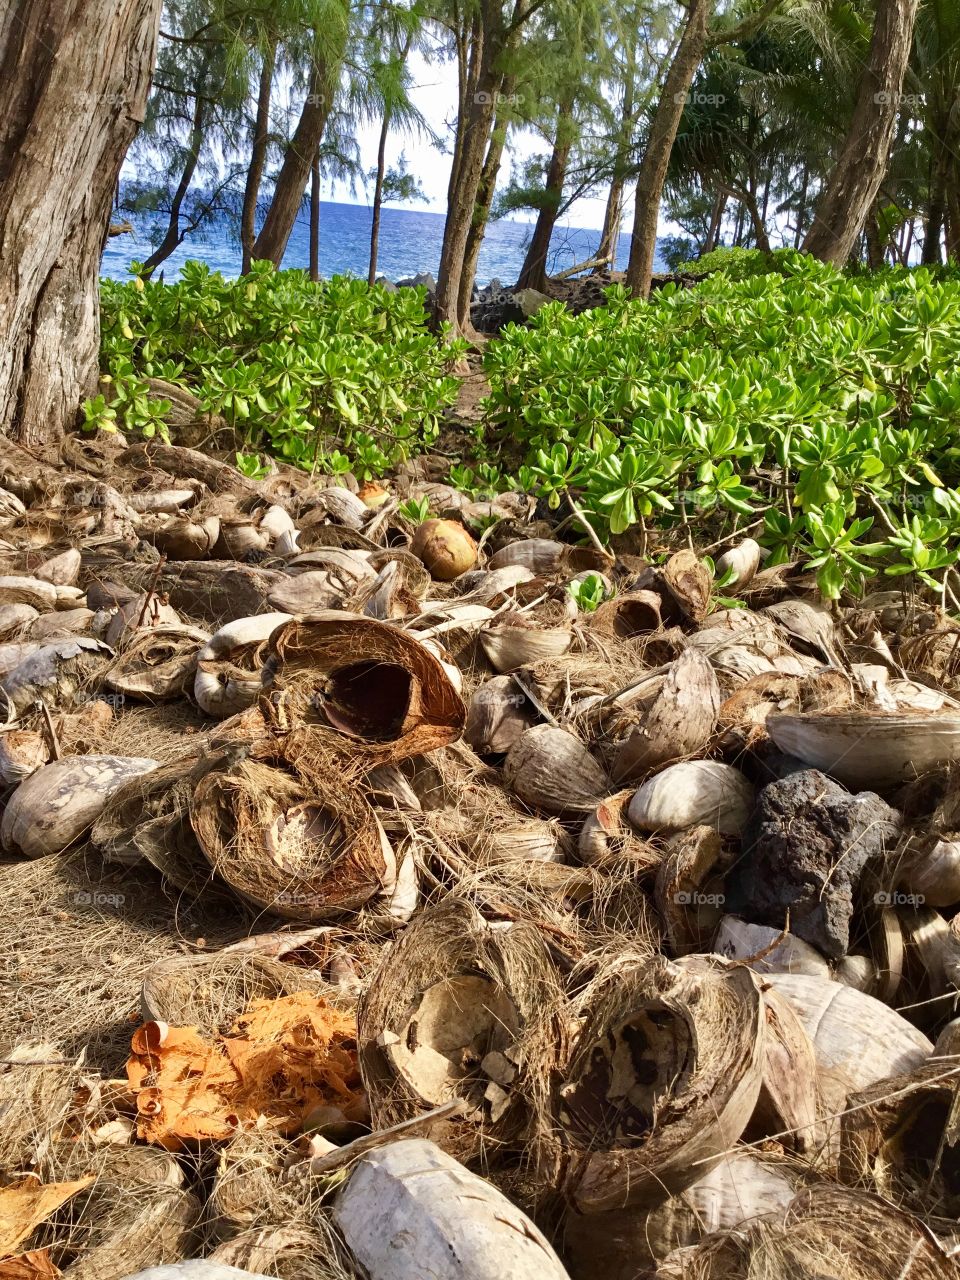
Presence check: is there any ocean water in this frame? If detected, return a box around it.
[101,198,665,284]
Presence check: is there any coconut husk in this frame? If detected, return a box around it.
[760,973,933,1141]
[588,590,663,639]
[190,735,396,921]
[503,724,609,816]
[194,612,293,719]
[2,754,158,860]
[560,953,766,1213]
[562,1152,805,1280]
[1,639,112,716]
[612,648,721,784]
[654,826,734,955]
[261,613,465,764]
[838,1060,960,1216]
[463,675,537,754]
[209,1223,356,1280]
[104,623,209,701]
[139,941,353,1035]
[30,1141,200,1280]
[578,791,663,876]
[358,898,567,1161]
[654,1184,956,1279]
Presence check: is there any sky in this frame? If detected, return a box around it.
[322,51,621,233]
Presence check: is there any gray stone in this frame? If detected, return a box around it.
[738,769,901,959]
[513,287,552,319]
[375,276,398,293]
[411,271,437,293]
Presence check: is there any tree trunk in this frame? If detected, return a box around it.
[253,60,335,267]
[241,42,275,275]
[434,70,499,335]
[923,147,946,265]
[0,0,162,449]
[702,189,726,253]
[142,56,211,278]
[516,98,575,292]
[865,200,885,267]
[802,0,920,264]
[458,80,515,319]
[793,164,809,247]
[368,110,390,286]
[594,177,626,271]
[625,0,711,298]
[310,150,321,281]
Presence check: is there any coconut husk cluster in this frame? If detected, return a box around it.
[5,439,960,1277]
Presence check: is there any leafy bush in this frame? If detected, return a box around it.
[482,252,960,600]
[670,245,779,279]
[88,261,467,477]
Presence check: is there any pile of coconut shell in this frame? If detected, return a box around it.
[5,435,960,1280]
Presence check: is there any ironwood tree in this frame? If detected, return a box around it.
[0,0,163,448]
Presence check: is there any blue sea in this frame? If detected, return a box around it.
[101,199,665,284]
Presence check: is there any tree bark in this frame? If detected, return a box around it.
[802,0,920,264]
[368,110,390,286]
[516,98,575,292]
[865,200,886,267]
[594,177,626,271]
[310,149,321,281]
[241,42,276,274]
[922,147,946,265]
[625,0,711,298]
[458,79,515,319]
[142,55,212,277]
[252,59,335,267]
[702,189,726,253]
[0,0,162,449]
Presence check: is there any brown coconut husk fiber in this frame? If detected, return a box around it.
[190,735,394,922]
[261,613,466,763]
[655,1184,956,1279]
[358,897,568,1166]
[27,1138,201,1280]
[0,846,257,1076]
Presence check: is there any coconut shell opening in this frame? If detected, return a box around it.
[386,974,520,1106]
[321,659,413,741]
[561,1009,692,1148]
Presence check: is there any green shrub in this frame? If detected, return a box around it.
[88,260,467,478]
[482,253,960,600]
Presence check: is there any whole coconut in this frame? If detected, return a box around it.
[411,519,477,582]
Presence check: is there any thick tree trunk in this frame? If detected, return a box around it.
[625,0,711,298]
[142,57,211,277]
[458,80,515,319]
[368,111,390,286]
[434,70,499,335]
[802,0,920,264]
[0,0,162,449]
[516,98,575,293]
[241,43,276,274]
[253,60,335,267]
[310,150,321,281]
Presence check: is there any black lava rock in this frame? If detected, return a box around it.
[737,768,901,959]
